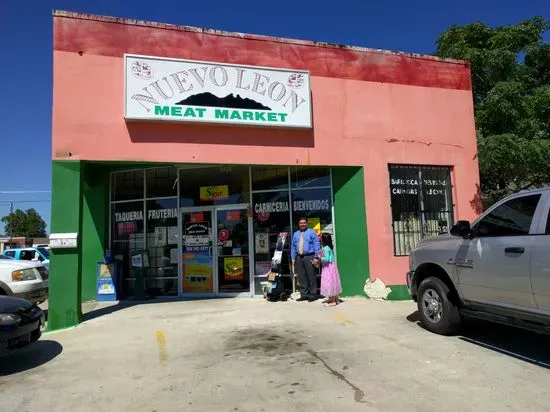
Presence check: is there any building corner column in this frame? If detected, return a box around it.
[46,160,83,331]
[332,167,370,296]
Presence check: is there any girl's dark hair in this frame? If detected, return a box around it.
[321,233,333,249]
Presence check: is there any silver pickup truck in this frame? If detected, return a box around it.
[407,187,550,335]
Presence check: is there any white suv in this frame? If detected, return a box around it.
[0,256,48,304]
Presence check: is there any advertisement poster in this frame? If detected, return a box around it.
[182,252,213,293]
[184,222,210,247]
[226,210,241,222]
[255,261,271,277]
[200,185,229,201]
[170,248,179,264]
[97,282,115,295]
[167,226,179,244]
[155,226,167,247]
[255,232,269,254]
[224,256,244,281]
[308,217,321,235]
[131,253,143,268]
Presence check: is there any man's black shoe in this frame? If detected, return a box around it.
[297,296,309,301]
[308,296,317,302]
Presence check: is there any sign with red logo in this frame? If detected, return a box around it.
[257,211,270,222]
[219,229,230,242]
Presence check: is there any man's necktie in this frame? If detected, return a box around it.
[298,232,304,255]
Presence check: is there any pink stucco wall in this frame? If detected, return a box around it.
[52,12,479,286]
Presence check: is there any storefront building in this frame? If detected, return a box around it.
[48,11,479,330]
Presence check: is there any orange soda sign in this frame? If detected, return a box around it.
[200,185,229,201]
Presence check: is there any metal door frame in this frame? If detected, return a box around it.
[180,204,253,297]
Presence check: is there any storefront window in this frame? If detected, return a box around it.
[291,187,333,235]
[252,167,289,191]
[112,170,144,201]
[111,201,145,297]
[109,165,336,297]
[252,191,292,294]
[291,166,331,189]
[179,166,250,207]
[389,165,453,256]
[145,198,178,295]
[146,168,178,198]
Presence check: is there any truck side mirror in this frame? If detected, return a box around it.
[450,220,472,238]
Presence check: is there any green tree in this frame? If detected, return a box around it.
[436,17,550,208]
[1,208,47,238]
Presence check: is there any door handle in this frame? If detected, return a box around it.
[505,247,525,254]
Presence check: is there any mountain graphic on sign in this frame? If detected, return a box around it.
[176,93,272,111]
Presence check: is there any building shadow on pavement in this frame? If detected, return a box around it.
[81,296,232,323]
[406,311,550,369]
[0,340,63,376]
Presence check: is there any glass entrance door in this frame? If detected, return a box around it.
[181,208,214,295]
[215,206,251,295]
[180,205,252,296]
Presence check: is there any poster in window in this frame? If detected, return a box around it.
[182,260,213,292]
[200,185,229,201]
[255,261,271,277]
[131,254,143,268]
[170,248,179,264]
[154,226,167,247]
[226,210,241,222]
[224,256,244,280]
[184,222,210,247]
[255,232,269,254]
[131,251,149,268]
[167,226,179,245]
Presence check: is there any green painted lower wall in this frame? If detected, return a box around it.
[332,167,369,296]
[81,164,109,302]
[47,161,83,331]
[386,285,411,300]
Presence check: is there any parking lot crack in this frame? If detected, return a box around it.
[306,349,370,404]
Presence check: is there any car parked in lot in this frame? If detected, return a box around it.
[0,295,44,354]
[407,187,550,335]
[0,256,48,304]
[3,247,50,270]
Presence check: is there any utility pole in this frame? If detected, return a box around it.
[8,202,13,247]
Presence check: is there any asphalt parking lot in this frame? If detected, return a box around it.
[1,298,549,412]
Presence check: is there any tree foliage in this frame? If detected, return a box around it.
[1,208,47,238]
[436,17,550,207]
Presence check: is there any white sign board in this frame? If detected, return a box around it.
[49,233,78,249]
[124,54,312,128]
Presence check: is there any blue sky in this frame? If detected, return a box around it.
[0,0,548,235]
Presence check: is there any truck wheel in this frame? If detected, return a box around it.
[417,277,461,335]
